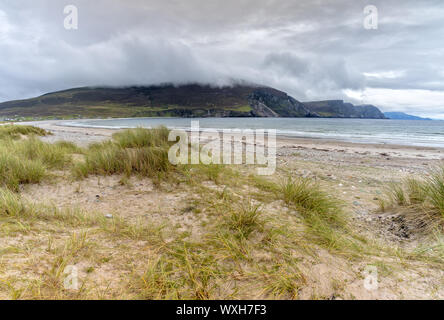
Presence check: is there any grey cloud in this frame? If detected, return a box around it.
[262,52,365,100]
[0,0,444,116]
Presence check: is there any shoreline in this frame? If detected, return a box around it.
[19,119,444,161]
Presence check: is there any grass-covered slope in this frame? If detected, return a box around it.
[0,84,312,119]
[0,84,385,120]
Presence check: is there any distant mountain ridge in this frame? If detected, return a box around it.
[384,112,432,120]
[303,100,386,119]
[0,84,386,120]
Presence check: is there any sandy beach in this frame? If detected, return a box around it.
[20,120,444,160]
[2,119,442,300]
[21,119,444,227]
[21,119,444,242]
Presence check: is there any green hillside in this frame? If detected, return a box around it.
[0,84,386,120]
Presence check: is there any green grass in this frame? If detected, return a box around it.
[0,125,80,190]
[74,127,174,180]
[0,125,50,139]
[386,182,408,206]
[0,151,46,191]
[112,127,170,148]
[230,105,252,113]
[222,202,264,240]
[74,143,172,179]
[260,263,306,299]
[132,258,183,299]
[0,188,27,216]
[281,177,344,227]
[53,140,82,154]
[424,167,444,218]
[382,165,444,232]
[12,137,75,169]
[276,177,361,251]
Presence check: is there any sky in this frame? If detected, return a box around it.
[1,0,444,118]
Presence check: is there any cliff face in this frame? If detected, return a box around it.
[303,100,386,119]
[248,88,313,117]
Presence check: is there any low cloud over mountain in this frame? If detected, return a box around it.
[1,0,444,118]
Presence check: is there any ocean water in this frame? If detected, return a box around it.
[62,118,444,148]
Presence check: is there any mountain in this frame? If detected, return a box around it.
[303,100,386,119]
[0,84,385,119]
[384,112,432,120]
[0,84,314,119]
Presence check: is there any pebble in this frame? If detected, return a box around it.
[105,214,113,219]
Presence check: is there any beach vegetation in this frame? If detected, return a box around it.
[73,127,173,180]
[382,165,444,232]
[0,125,50,139]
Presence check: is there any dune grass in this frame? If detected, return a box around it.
[222,202,264,240]
[0,151,46,191]
[0,125,80,190]
[281,178,344,225]
[382,165,444,232]
[275,177,363,252]
[425,167,444,218]
[12,138,76,169]
[0,188,27,216]
[112,127,170,148]
[0,125,50,139]
[73,127,173,180]
[130,197,307,300]
[0,139,73,190]
[281,177,345,227]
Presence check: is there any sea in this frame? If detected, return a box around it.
[61,118,444,148]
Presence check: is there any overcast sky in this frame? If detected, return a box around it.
[1,0,444,118]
